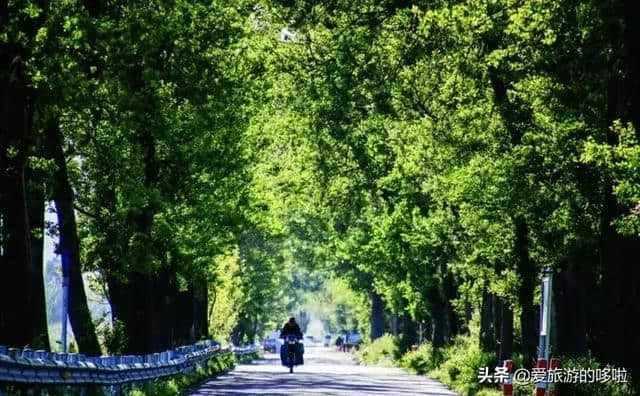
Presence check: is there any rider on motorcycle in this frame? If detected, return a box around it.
[280,317,303,339]
[279,317,304,370]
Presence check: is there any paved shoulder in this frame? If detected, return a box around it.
[188,347,460,396]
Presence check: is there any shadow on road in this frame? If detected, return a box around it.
[188,348,460,396]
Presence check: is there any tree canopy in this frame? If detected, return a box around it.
[2,0,640,391]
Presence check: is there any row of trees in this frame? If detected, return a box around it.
[3,1,640,390]
[0,0,277,355]
[245,0,640,387]
[0,0,335,356]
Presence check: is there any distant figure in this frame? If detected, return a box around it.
[336,336,347,352]
[335,335,344,351]
[280,317,303,339]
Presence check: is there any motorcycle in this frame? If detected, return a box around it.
[281,334,303,373]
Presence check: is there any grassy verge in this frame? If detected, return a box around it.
[354,333,499,395]
[355,334,636,396]
[127,351,262,396]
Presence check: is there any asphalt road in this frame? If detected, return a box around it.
[186,346,461,396]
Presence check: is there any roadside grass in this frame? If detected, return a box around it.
[127,351,261,396]
[424,334,497,395]
[355,333,637,396]
[354,333,503,396]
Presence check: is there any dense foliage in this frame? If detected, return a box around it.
[2,0,640,393]
[245,0,640,391]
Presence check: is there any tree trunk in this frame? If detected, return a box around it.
[623,0,640,133]
[399,314,418,345]
[599,196,640,377]
[431,293,447,349]
[595,7,640,381]
[390,314,399,336]
[99,174,173,355]
[370,290,385,340]
[174,280,194,346]
[157,270,174,348]
[121,266,175,354]
[498,299,513,364]
[98,171,133,354]
[479,288,497,352]
[26,163,50,351]
[443,272,459,338]
[105,274,132,354]
[45,122,101,355]
[0,44,48,348]
[492,293,502,354]
[429,269,458,349]
[553,252,591,358]
[251,315,259,344]
[122,272,166,354]
[119,127,176,354]
[514,219,537,368]
[194,280,209,340]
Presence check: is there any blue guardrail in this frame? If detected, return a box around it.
[0,341,260,395]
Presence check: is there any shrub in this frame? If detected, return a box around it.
[236,350,263,364]
[353,334,400,366]
[400,342,438,374]
[474,390,502,396]
[551,355,636,396]
[100,319,127,355]
[426,333,496,395]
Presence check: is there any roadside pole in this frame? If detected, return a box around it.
[536,267,553,396]
[61,250,70,353]
[503,359,514,396]
[61,275,69,353]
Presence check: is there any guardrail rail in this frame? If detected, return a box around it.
[0,340,260,395]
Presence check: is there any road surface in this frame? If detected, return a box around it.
[187,346,460,396]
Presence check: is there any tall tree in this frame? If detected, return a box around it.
[0,0,49,349]
[45,121,101,354]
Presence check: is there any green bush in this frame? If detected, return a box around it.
[356,331,500,395]
[551,355,636,396]
[474,390,502,396]
[100,319,127,355]
[236,351,262,364]
[377,313,639,396]
[400,342,438,374]
[427,333,497,396]
[353,334,400,366]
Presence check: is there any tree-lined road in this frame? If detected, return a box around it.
[187,346,460,396]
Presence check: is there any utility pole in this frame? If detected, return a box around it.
[61,249,70,353]
[535,266,558,396]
